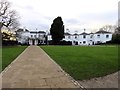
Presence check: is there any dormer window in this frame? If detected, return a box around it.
[83,35,86,38]
[90,35,93,38]
[68,36,71,39]
[106,35,109,38]
[75,36,77,39]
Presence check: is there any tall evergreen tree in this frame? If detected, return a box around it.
[50,16,64,45]
[112,27,120,44]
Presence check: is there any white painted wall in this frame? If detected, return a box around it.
[78,35,90,45]
[48,35,52,41]
[62,33,112,45]
[17,31,46,45]
[94,33,112,44]
[17,30,112,45]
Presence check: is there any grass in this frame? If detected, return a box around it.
[2,46,27,71]
[41,45,119,80]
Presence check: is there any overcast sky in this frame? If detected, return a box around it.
[9,0,119,33]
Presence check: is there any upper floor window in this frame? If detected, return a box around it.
[83,35,86,38]
[31,35,33,37]
[34,35,36,38]
[90,35,93,38]
[106,35,109,38]
[97,35,100,38]
[68,36,71,39]
[75,36,77,39]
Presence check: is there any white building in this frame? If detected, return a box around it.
[93,31,112,44]
[62,30,112,45]
[16,30,46,45]
[17,30,112,45]
[29,31,46,45]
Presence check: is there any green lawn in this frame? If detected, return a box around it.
[41,45,119,80]
[2,46,27,71]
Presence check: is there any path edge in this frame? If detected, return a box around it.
[1,46,29,75]
[39,46,85,89]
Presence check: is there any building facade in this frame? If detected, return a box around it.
[17,30,112,45]
[62,30,112,45]
[28,31,46,45]
[16,30,46,45]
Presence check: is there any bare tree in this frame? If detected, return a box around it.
[0,0,10,16]
[99,25,117,33]
[0,0,20,31]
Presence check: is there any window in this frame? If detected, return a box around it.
[31,35,33,37]
[68,36,71,39]
[97,35,100,38]
[90,35,93,38]
[106,35,109,38]
[83,41,86,44]
[39,35,41,37]
[34,35,36,38]
[44,35,46,37]
[83,35,86,38]
[97,41,100,44]
[75,36,77,39]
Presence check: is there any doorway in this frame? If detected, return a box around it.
[32,40,35,45]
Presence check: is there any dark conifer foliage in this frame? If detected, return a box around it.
[50,16,64,45]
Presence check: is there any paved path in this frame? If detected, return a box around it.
[78,71,119,88]
[2,46,82,88]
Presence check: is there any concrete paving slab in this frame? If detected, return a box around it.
[2,46,82,89]
[78,71,119,88]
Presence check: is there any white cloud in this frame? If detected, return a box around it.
[9,0,119,33]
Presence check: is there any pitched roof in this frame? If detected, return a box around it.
[64,33,71,35]
[89,32,94,34]
[79,32,89,35]
[38,31,46,33]
[73,33,79,35]
[95,30,111,34]
[17,29,24,32]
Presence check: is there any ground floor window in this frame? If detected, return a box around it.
[97,41,101,44]
[83,41,86,44]
[73,41,78,45]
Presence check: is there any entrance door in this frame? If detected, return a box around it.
[32,40,35,45]
[75,42,78,45]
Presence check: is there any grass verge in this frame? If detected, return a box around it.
[41,45,119,80]
[2,46,27,71]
